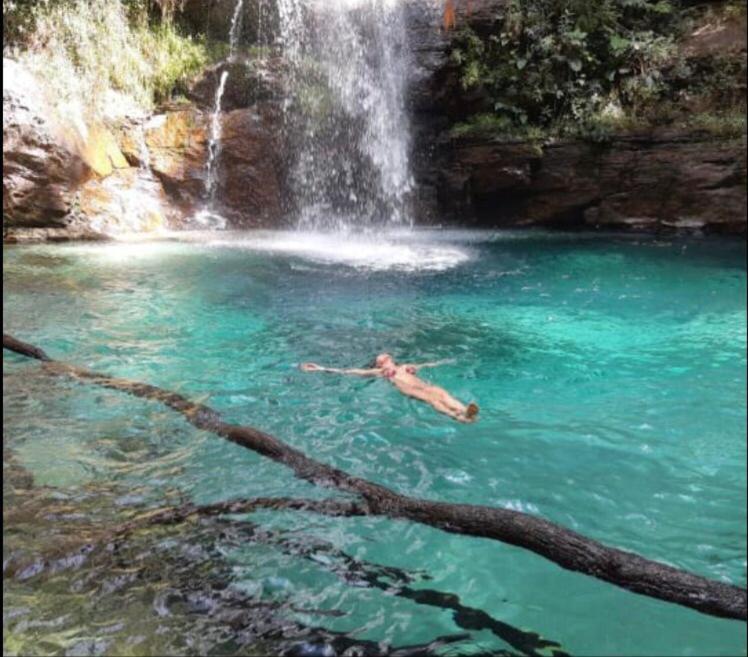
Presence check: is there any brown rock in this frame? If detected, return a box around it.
[187,57,288,112]
[78,124,130,178]
[681,8,747,58]
[177,0,267,44]
[134,103,287,226]
[3,59,92,229]
[140,109,211,215]
[3,224,110,243]
[436,131,747,233]
[405,1,747,234]
[213,104,287,226]
[77,168,170,234]
[3,59,158,240]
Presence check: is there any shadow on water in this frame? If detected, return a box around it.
[3,455,570,657]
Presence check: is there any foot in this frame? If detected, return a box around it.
[464,402,479,422]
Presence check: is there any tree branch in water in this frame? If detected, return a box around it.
[4,333,746,621]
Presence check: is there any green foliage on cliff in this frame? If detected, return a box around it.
[448,0,747,139]
[3,0,219,116]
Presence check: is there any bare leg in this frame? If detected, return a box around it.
[433,390,478,422]
[437,391,467,415]
[429,399,466,422]
[394,382,478,423]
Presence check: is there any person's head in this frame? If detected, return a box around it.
[374,353,395,368]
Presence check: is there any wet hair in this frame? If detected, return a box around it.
[365,353,393,368]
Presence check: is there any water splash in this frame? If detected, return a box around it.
[199,229,471,271]
[276,0,414,230]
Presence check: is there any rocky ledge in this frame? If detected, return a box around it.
[406,0,747,234]
[3,57,289,242]
[431,130,747,233]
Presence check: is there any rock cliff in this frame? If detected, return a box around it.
[3,0,746,240]
[406,0,747,234]
[3,56,289,241]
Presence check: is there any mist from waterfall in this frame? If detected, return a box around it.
[276,0,414,230]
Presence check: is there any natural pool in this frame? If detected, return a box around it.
[3,230,746,656]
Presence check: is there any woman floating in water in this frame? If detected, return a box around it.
[300,353,479,423]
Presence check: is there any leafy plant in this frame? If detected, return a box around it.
[4,0,219,117]
[447,0,688,134]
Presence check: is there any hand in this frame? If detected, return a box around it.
[300,362,322,372]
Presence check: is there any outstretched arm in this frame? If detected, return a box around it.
[300,363,381,377]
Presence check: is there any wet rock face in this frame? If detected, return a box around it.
[3,58,170,241]
[133,109,211,217]
[3,56,288,241]
[177,0,274,45]
[438,133,747,233]
[405,1,511,222]
[187,57,288,112]
[3,59,93,231]
[122,104,287,227]
[214,104,288,226]
[405,1,747,234]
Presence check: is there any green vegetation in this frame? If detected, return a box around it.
[3,0,224,117]
[680,111,747,138]
[448,0,747,141]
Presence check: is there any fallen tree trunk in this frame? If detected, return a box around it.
[4,333,746,621]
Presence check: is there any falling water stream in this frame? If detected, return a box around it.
[205,70,230,204]
[202,0,246,226]
[199,0,414,232]
[276,0,414,229]
[136,124,151,173]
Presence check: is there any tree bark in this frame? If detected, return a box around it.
[4,333,746,621]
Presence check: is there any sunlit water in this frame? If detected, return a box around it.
[3,230,746,656]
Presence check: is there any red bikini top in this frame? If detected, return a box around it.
[383,366,416,378]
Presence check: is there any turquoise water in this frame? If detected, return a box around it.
[3,230,746,656]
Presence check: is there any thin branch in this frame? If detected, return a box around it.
[111,496,369,536]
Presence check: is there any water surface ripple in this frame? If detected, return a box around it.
[3,230,746,656]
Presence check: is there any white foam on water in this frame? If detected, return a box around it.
[30,227,543,272]
[56,229,473,272]
[198,230,473,271]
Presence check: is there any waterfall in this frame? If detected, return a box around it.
[136,124,151,173]
[228,0,246,61]
[205,70,229,204]
[276,0,414,231]
[201,0,245,226]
